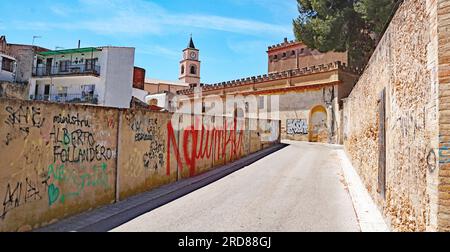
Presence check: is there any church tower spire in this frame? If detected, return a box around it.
[179,35,200,86]
[188,34,196,49]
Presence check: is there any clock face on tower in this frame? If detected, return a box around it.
[190,52,197,60]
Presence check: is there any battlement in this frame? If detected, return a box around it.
[177,61,362,95]
[267,38,301,52]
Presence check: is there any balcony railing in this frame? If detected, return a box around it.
[30,93,99,104]
[32,64,101,77]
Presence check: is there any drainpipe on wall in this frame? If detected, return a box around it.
[13,61,17,83]
[323,86,336,144]
[115,110,123,202]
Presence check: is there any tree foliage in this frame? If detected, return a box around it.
[293,0,399,69]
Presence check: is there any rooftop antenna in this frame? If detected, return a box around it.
[32,35,42,46]
[55,46,64,50]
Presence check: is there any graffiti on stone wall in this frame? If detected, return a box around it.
[0,161,110,219]
[1,171,44,220]
[0,100,280,230]
[396,109,425,139]
[46,162,109,206]
[50,114,113,164]
[47,113,113,206]
[0,106,115,220]
[4,105,44,144]
[167,117,244,177]
[129,117,166,170]
[287,119,308,135]
[439,136,450,164]
[427,149,436,172]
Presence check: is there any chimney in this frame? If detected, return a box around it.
[78,40,81,49]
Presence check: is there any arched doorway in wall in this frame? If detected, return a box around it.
[309,105,328,143]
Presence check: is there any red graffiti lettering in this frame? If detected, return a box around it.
[166,118,244,177]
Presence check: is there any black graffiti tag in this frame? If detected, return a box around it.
[287,119,308,135]
[5,106,44,129]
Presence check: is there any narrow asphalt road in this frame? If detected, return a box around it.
[112,141,360,232]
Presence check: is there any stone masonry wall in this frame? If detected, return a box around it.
[0,82,29,100]
[437,0,450,232]
[344,0,440,231]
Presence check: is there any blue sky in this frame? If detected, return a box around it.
[0,0,298,84]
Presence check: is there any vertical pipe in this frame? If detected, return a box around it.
[177,114,181,181]
[115,110,123,202]
[212,115,215,168]
[247,117,251,154]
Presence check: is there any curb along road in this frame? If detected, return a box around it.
[337,149,390,232]
[35,143,288,232]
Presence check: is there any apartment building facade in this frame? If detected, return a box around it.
[0,52,16,82]
[30,46,135,108]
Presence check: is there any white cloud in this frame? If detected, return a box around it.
[228,0,298,18]
[49,5,70,17]
[172,14,291,36]
[137,45,179,60]
[10,0,291,37]
[80,15,162,35]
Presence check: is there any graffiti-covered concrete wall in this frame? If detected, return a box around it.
[343,0,441,231]
[0,99,118,232]
[117,110,177,200]
[0,98,280,231]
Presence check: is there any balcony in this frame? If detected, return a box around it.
[30,93,99,105]
[32,64,101,77]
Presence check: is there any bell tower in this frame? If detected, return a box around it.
[179,35,200,86]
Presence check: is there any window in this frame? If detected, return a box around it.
[181,65,185,74]
[190,65,197,75]
[1,57,14,72]
[274,55,278,60]
[57,86,68,98]
[283,52,287,58]
[85,58,98,71]
[44,85,50,101]
[59,60,71,72]
[34,84,39,97]
[291,50,296,56]
[81,85,95,98]
[258,96,265,109]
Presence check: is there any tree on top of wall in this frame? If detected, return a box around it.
[293,0,400,70]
